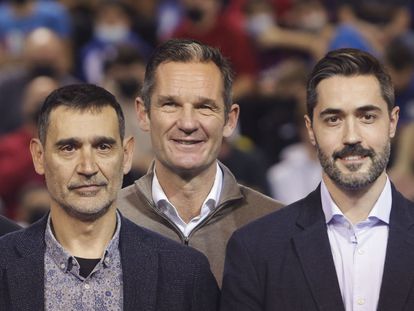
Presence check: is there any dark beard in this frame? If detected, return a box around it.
[317,142,390,190]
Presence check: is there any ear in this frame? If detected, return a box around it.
[304,114,316,146]
[223,104,240,138]
[30,138,45,175]
[136,97,150,132]
[122,136,135,175]
[389,106,400,138]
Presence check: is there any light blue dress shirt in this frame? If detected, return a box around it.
[321,177,392,311]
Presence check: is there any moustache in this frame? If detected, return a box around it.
[333,144,375,160]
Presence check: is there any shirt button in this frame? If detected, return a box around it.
[60,263,65,270]
[84,283,90,290]
[104,257,110,264]
[357,298,365,305]
[358,249,364,255]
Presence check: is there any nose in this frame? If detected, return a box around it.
[342,118,362,145]
[76,148,98,177]
[176,105,198,134]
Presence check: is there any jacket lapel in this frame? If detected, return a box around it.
[6,218,46,310]
[120,216,159,311]
[377,187,414,311]
[292,187,345,311]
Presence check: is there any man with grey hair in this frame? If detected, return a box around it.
[118,38,282,285]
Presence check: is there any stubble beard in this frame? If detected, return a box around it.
[317,141,391,190]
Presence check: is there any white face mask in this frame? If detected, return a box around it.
[246,13,275,36]
[95,24,129,43]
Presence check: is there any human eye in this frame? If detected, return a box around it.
[324,115,341,126]
[361,113,377,123]
[97,143,112,152]
[197,101,219,114]
[59,144,76,153]
[162,101,179,108]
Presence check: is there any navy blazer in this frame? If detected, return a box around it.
[0,215,20,237]
[0,214,219,311]
[220,184,414,311]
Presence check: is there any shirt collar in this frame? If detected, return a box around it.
[321,176,392,225]
[152,162,223,217]
[45,211,122,272]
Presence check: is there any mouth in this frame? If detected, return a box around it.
[339,155,367,162]
[68,183,107,195]
[172,139,204,145]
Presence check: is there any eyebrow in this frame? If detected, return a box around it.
[319,105,383,117]
[55,136,117,147]
[157,95,217,105]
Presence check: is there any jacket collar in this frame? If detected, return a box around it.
[292,186,345,311]
[119,215,159,311]
[135,160,244,210]
[5,213,161,311]
[377,185,414,311]
[6,216,47,310]
[293,183,414,311]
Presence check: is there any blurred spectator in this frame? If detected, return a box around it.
[17,183,50,227]
[123,0,159,48]
[267,105,321,204]
[384,35,414,125]
[330,0,412,54]
[219,138,271,196]
[0,28,77,135]
[60,0,98,76]
[171,0,258,99]
[238,59,309,164]
[389,122,414,201]
[0,0,71,62]
[0,76,58,219]
[80,0,152,84]
[102,45,153,182]
[247,0,331,66]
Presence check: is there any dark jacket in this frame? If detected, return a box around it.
[220,184,414,311]
[0,215,20,237]
[0,214,219,311]
[118,162,283,285]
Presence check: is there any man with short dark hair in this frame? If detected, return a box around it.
[220,48,414,311]
[0,84,219,311]
[118,38,283,285]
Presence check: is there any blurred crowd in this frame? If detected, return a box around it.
[0,0,413,225]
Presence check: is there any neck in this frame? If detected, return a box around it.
[323,172,387,224]
[155,161,217,223]
[50,205,117,259]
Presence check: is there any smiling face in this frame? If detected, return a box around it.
[305,75,399,190]
[137,61,239,177]
[30,106,133,221]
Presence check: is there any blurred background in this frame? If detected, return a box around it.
[0,0,413,226]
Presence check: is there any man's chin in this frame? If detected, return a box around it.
[60,202,113,222]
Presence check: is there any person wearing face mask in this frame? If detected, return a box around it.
[102,45,153,182]
[80,0,152,84]
[0,28,78,135]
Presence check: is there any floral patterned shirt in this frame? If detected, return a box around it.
[44,213,123,311]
